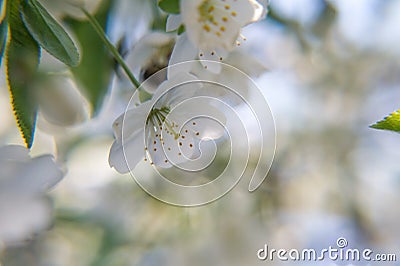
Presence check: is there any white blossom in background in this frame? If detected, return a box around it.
[0,145,64,246]
[168,0,266,72]
[108,0,154,47]
[35,73,90,127]
[109,73,225,173]
[123,32,175,92]
[41,0,102,20]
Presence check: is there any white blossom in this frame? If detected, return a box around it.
[181,0,265,51]
[109,73,225,173]
[168,0,266,72]
[36,73,90,127]
[123,32,175,92]
[0,145,64,246]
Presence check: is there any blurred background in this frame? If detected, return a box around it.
[1,0,400,265]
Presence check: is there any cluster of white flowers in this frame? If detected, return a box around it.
[0,145,63,246]
[109,0,268,172]
[0,0,268,250]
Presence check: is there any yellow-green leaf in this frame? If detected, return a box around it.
[6,0,40,148]
[21,0,80,67]
[371,109,400,133]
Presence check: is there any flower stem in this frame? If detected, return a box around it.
[81,8,141,89]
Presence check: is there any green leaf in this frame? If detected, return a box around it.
[158,0,180,14]
[0,0,8,64]
[6,0,40,148]
[371,109,400,133]
[177,24,185,35]
[20,0,79,67]
[0,17,7,64]
[64,0,113,115]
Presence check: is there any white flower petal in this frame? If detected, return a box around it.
[168,99,227,140]
[0,146,63,195]
[181,0,265,51]
[168,33,198,79]
[250,0,267,23]
[146,125,199,168]
[108,0,153,45]
[0,196,51,245]
[155,72,201,108]
[180,0,206,48]
[25,155,64,191]
[198,49,228,73]
[109,102,152,173]
[166,14,182,32]
[226,0,258,25]
[126,32,175,75]
[36,74,89,127]
[0,145,30,161]
[158,117,222,171]
[109,141,127,173]
[109,128,145,173]
[0,145,64,245]
[225,50,268,77]
[112,101,151,143]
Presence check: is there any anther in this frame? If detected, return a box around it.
[203,25,211,32]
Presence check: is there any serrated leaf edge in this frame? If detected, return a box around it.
[370,109,400,133]
[4,53,37,148]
